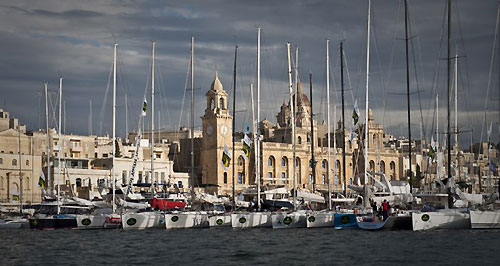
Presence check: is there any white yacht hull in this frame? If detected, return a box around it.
[412,210,470,231]
[231,212,272,228]
[208,213,232,227]
[306,211,335,228]
[272,211,307,229]
[470,210,500,229]
[76,215,107,229]
[165,212,209,229]
[122,212,164,230]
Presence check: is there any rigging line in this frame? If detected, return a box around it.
[99,63,113,136]
[479,1,500,149]
[260,30,278,122]
[175,50,191,149]
[425,0,448,141]
[383,0,402,129]
[408,2,426,140]
[342,47,356,117]
[370,11,388,129]
[455,0,474,145]
[156,55,173,130]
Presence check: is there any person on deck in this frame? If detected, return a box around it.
[382,200,389,221]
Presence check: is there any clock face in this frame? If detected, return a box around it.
[220,125,228,136]
[206,125,213,136]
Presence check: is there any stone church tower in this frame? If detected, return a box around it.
[200,72,233,193]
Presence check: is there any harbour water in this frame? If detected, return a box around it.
[1,228,498,265]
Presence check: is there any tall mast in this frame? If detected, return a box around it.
[18,113,23,209]
[190,37,195,196]
[112,43,117,213]
[454,49,459,148]
[256,28,261,209]
[294,47,299,197]
[250,83,258,208]
[326,39,332,210]
[151,41,155,197]
[340,41,347,196]
[125,94,128,142]
[437,94,440,181]
[44,82,51,196]
[447,0,452,208]
[405,0,413,191]
[231,45,238,209]
[286,42,296,210]
[309,73,316,192]
[364,0,371,185]
[57,77,62,214]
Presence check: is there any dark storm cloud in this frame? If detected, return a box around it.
[0,0,498,146]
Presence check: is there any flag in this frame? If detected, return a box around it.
[221,145,231,170]
[242,134,251,160]
[38,171,46,189]
[487,122,492,141]
[429,136,436,161]
[352,99,359,127]
[349,130,356,143]
[141,98,147,116]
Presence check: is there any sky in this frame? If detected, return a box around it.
[1,0,499,147]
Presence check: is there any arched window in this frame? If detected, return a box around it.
[223,172,228,184]
[0,158,3,164]
[219,98,224,109]
[12,159,17,166]
[268,156,275,167]
[322,160,327,169]
[178,181,183,188]
[281,157,287,167]
[298,136,302,144]
[380,161,386,174]
[26,160,29,166]
[369,160,375,171]
[210,98,215,110]
[238,156,244,166]
[76,178,82,188]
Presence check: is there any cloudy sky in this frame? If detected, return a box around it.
[1,0,499,147]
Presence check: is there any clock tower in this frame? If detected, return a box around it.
[201,72,233,193]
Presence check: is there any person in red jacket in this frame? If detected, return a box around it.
[382,200,390,221]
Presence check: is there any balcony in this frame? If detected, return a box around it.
[71,146,82,152]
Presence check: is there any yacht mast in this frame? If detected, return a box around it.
[112,43,117,214]
[57,77,62,214]
[364,0,371,185]
[250,83,258,208]
[190,37,195,196]
[405,0,413,191]
[151,41,155,198]
[454,49,459,148]
[309,73,316,192]
[286,42,296,210]
[437,94,440,181]
[231,45,238,209]
[44,82,51,197]
[326,39,332,210]
[447,0,453,208]
[256,28,261,209]
[340,41,347,196]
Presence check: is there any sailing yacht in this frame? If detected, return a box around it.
[412,0,471,231]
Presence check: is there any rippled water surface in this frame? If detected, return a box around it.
[1,228,499,265]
